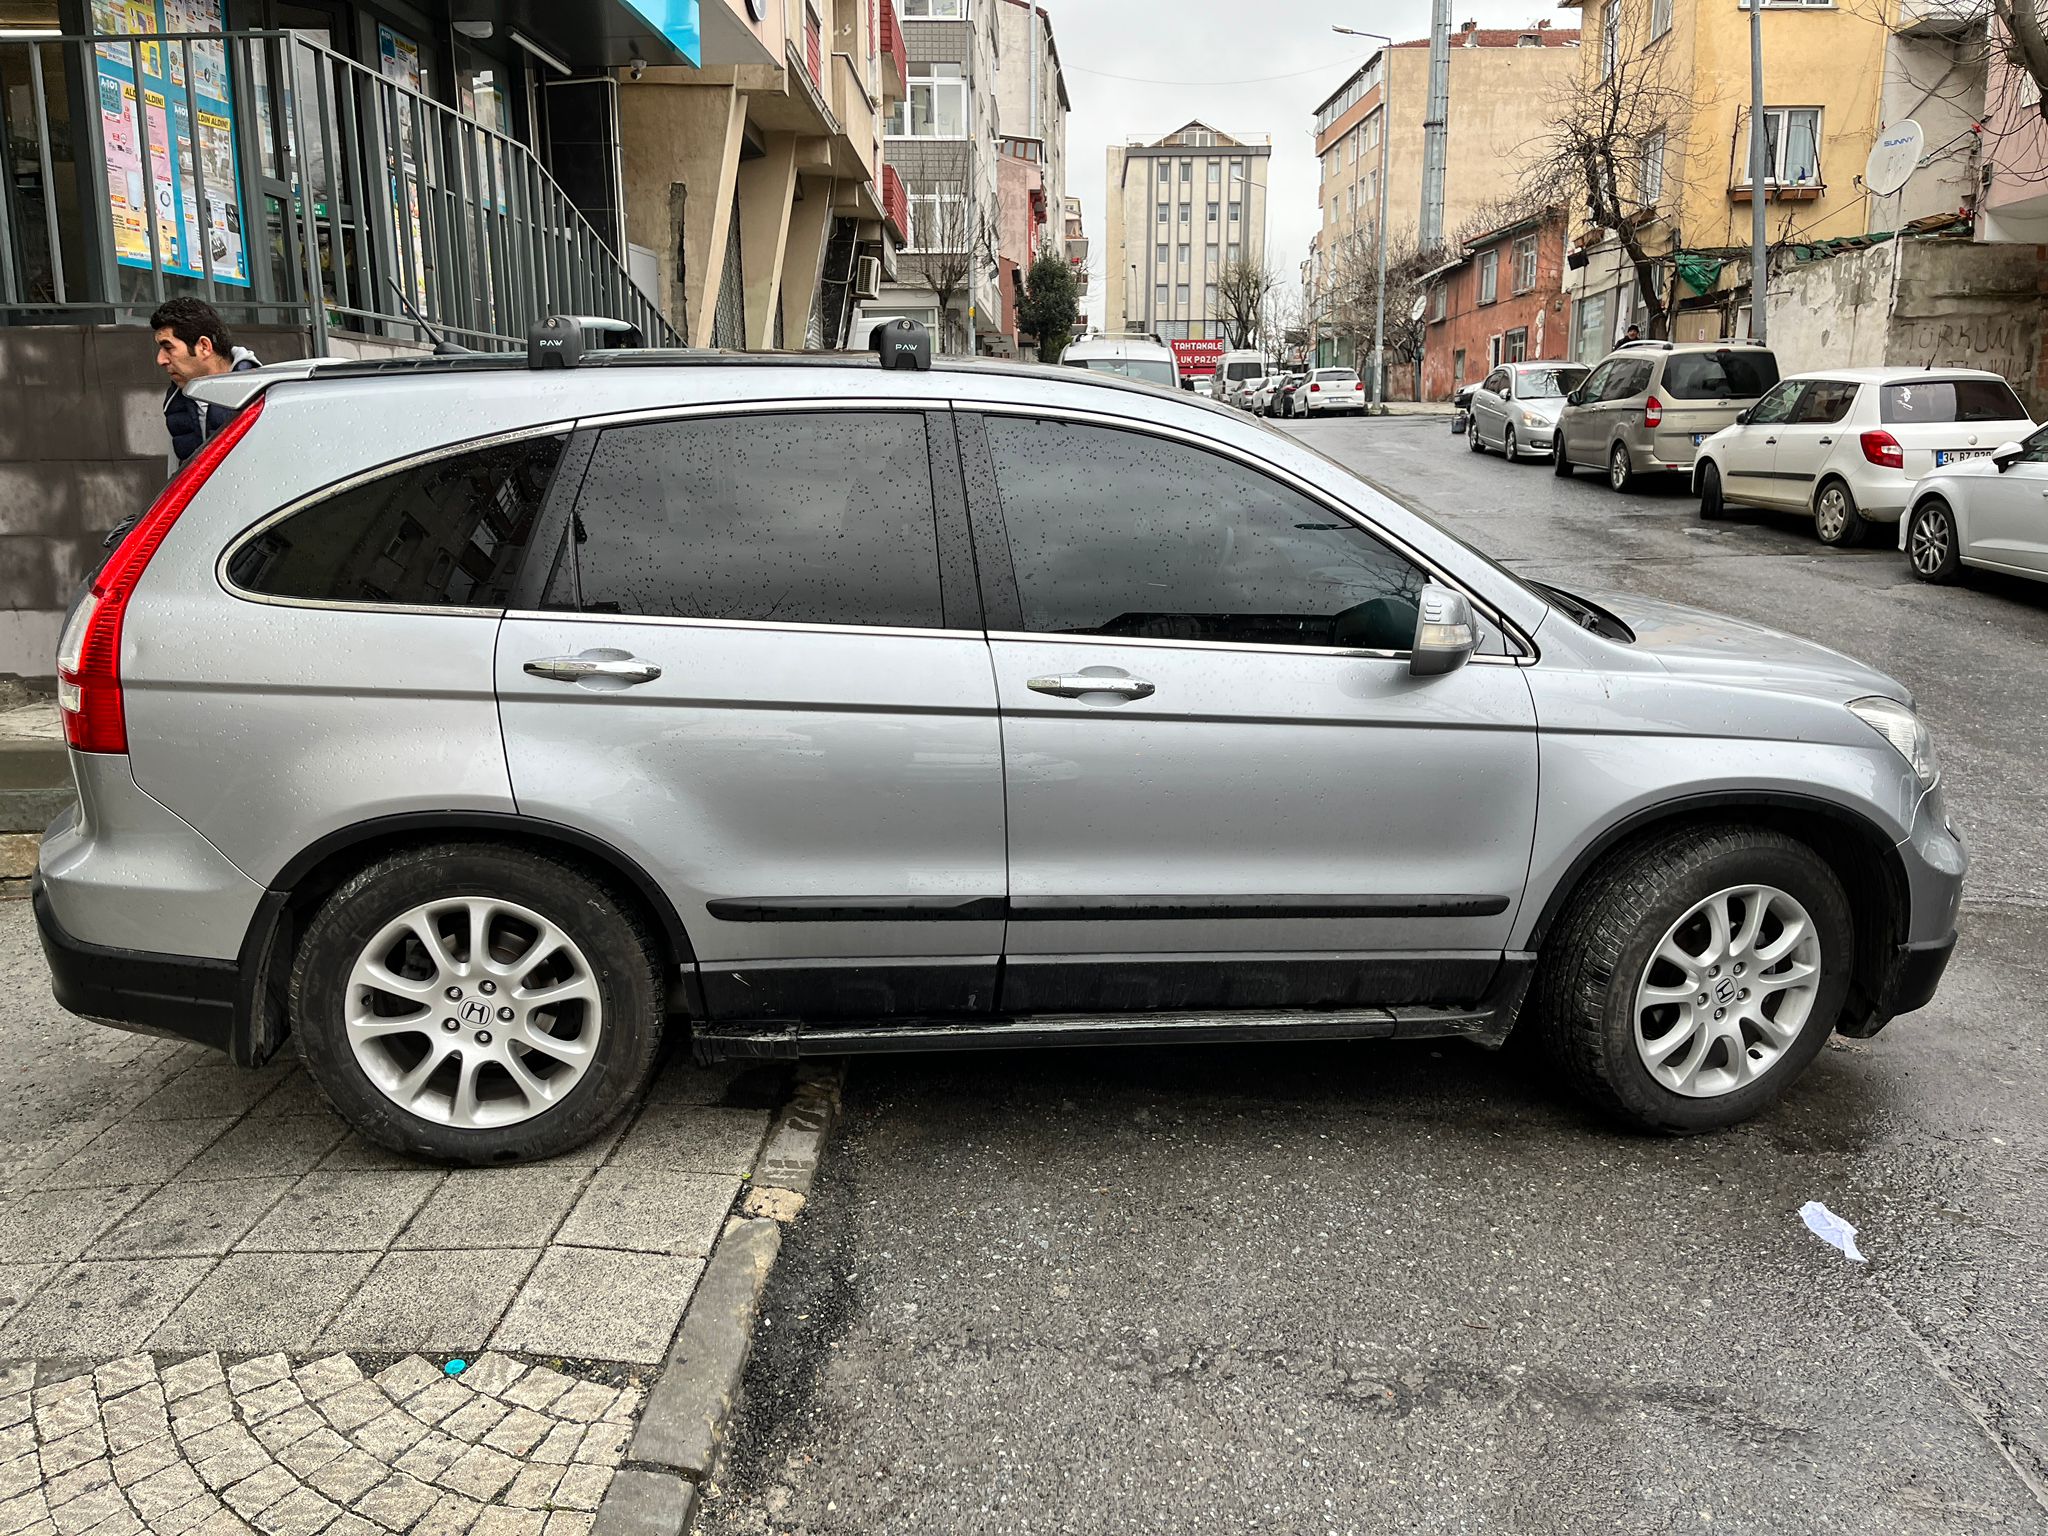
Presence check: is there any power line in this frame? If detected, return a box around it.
[1066,53,1370,88]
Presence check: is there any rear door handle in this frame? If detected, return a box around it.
[1764,436,1777,445]
[524,651,663,686]
[1817,436,1833,445]
[1027,674,1155,701]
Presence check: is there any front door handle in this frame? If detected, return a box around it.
[1027,673,1155,701]
[524,651,663,686]
[1765,436,1777,445]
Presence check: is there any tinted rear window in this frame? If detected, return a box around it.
[1660,351,1780,400]
[227,434,565,607]
[1225,361,1264,380]
[1882,378,2029,425]
[1315,369,1358,382]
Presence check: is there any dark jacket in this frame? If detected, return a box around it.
[164,349,260,467]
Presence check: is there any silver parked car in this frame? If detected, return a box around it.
[1467,361,1590,462]
[37,323,1963,1163]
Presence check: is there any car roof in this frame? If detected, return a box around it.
[1777,365,2016,385]
[1064,335,1173,359]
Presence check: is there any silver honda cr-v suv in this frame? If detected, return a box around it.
[35,322,1964,1164]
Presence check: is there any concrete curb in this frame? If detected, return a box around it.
[589,1059,847,1535]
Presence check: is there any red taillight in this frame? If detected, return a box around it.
[1860,429,1904,470]
[1310,382,1321,392]
[1644,395,1663,429]
[58,396,265,754]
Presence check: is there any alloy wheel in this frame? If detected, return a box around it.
[1633,884,1822,1099]
[344,896,603,1129]
[1910,505,1953,576]
[1609,445,1631,490]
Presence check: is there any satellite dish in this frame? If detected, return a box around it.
[1865,121,1924,198]
[1408,293,1428,322]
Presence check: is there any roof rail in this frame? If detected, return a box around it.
[527,315,645,370]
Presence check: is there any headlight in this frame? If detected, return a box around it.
[1848,696,1939,787]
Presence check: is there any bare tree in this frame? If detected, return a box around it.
[1319,221,1441,389]
[1215,256,1278,349]
[1524,0,1702,336]
[904,177,998,355]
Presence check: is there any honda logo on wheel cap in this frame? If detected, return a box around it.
[460,999,492,1026]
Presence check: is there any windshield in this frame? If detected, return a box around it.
[1661,350,1780,400]
[1519,366,1588,400]
[1882,378,2029,425]
[1067,357,1176,387]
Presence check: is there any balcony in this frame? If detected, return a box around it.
[879,0,907,102]
[831,52,879,177]
[1894,0,1977,38]
[0,28,674,349]
[881,164,910,246]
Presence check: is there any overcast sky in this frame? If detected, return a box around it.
[1051,0,1582,328]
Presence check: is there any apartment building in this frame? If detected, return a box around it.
[1560,0,1935,354]
[860,0,1005,352]
[619,0,908,351]
[991,0,1070,355]
[1312,24,1580,269]
[1063,194,1089,298]
[1103,122,1272,346]
[1419,208,1574,400]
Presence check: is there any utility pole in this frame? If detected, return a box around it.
[1420,0,1451,252]
[1747,0,1770,343]
[1333,27,1393,412]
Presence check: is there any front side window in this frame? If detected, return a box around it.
[985,417,1428,652]
[1478,250,1499,305]
[1745,380,1808,427]
[547,413,943,629]
[229,434,566,607]
[1577,361,1615,400]
[1882,378,2030,424]
[887,63,966,137]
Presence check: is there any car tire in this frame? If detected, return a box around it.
[1553,438,1574,477]
[291,842,666,1165]
[1532,825,1854,1134]
[1469,417,1487,453]
[1907,497,1961,583]
[1698,460,1728,520]
[1608,442,1636,493]
[1505,425,1520,462]
[1813,478,1867,547]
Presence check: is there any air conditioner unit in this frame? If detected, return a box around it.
[853,255,882,301]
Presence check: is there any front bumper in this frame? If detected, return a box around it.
[33,873,238,1053]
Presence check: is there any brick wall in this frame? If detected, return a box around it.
[1420,215,1573,402]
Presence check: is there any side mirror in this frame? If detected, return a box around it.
[1734,408,1752,425]
[1565,389,1584,406]
[1992,440,2025,471]
[1409,585,1479,678]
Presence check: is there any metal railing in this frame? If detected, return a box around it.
[0,30,675,352]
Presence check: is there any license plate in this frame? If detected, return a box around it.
[1935,448,1989,466]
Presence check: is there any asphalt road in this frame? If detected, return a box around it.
[696,416,2048,1536]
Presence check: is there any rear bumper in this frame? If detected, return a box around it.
[33,873,237,1052]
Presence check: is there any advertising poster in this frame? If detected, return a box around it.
[94,0,250,287]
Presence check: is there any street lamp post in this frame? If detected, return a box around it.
[1746,0,1770,343]
[1333,27,1392,414]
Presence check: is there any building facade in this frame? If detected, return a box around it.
[1419,209,1574,401]
[1102,121,1272,345]
[618,0,907,352]
[990,0,1069,357]
[860,0,1003,352]
[1062,193,1089,299]
[1560,0,1956,359]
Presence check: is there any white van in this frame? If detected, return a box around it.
[1060,333,1180,390]
[1210,349,1266,407]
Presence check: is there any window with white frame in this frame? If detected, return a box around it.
[901,0,965,16]
[1651,0,1673,39]
[1205,282,1218,310]
[1227,241,1241,262]
[1181,160,1193,184]
[1178,242,1190,266]
[1504,327,1529,362]
[1156,243,1169,269]
[1176,283,1190,307]
[1429,283,1446,321]
[1747,106,1822,185]
[1637,128,1666,205]
[904,192,967,251]
[1511,234,1538,294]
[1602,0,1619,77]
[1208,160,1221,186]
[1478,249,1499,304]
[1157,162,1170,184]
[887,62,966,137]
[1229,201,1241,222]
[1154,283,1168,310]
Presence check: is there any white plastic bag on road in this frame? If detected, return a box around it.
[1800,1200,1867,1263]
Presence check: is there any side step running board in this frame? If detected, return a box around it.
[691,985,1531,1065]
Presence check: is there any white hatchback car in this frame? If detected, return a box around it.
[1693,367,2034,546]
[1899,425,2048,586]
[1302,366,1367,415]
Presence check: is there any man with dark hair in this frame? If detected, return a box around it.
[150,296,259,468]
[1620,322,1643,344]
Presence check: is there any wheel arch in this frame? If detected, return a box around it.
[232,812,700,1068]
[1810,470,1853,514]
[1692,453,1720,495]
[1523,791,1909,1036]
